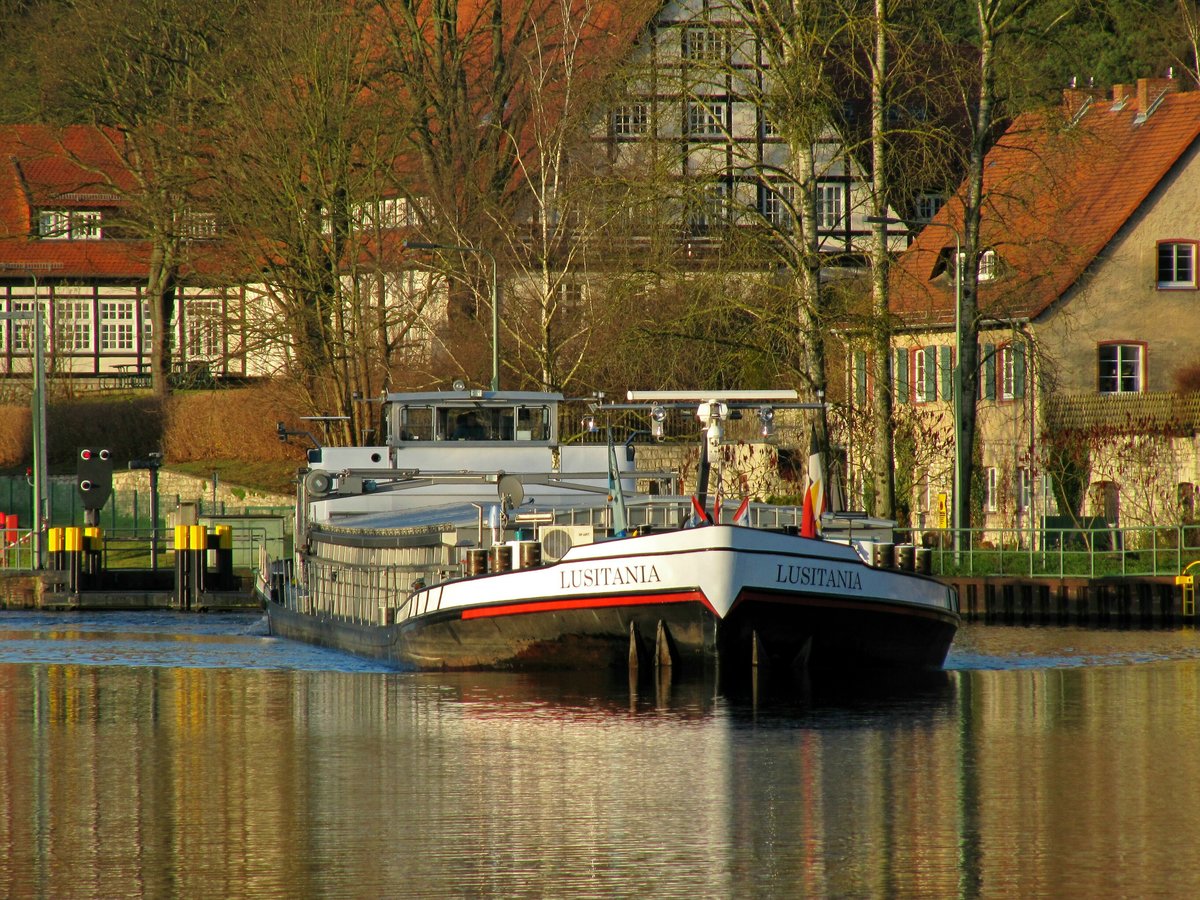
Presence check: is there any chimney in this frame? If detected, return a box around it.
[1137,77,1179,112]
[1112,84,1131,105]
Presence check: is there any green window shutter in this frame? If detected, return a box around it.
[983,343,996,400]
[854,350,867,405]
[939,344,953,401]
[1013,341,1026,399]
[924,346,937,401]
[895,347,909,404]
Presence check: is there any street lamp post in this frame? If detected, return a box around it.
[0,263,58,569]
[403,240,500,391]
[866,215,964,557]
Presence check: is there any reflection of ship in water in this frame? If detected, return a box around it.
[10,630,1200,896]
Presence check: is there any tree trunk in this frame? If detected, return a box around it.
[868,0,895,518]
[146,241,176,400]
[957,3,997,541]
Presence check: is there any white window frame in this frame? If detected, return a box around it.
[56,299,92,352]
[916,193,944,221]
[100,300,136,352]
[986,467,999,513]
[689,183,728,232]
[8,300,37,352]
[1000,344,1016,400]
[1157,241,1196,288]
[683,25,726,62]
[613,104,648,137]
[39,210,102,240]
[978,249,998,281]
[38,210,70,239]
[558,282,583,308]
[761,183,793,229]
[1016,467,1032,513]
[186,299,223,359]
[1098,343,1144,394]
[815,184,843,230]
[686,101,725,139]
[913,347,932,403]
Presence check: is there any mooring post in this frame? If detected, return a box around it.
[655,620,673,670]
[628,621,641,675]
[174,525,189,610]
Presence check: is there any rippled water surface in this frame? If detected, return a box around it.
[1,613,1200,897]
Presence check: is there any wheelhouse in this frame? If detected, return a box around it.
[386,391,562,445]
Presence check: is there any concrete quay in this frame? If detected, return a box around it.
[944,576,1184,625]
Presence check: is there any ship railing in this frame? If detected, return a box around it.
[301,555,450,627]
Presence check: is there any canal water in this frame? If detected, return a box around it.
[2,614,1200,898]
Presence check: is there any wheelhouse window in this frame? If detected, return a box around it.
[1157,241,1196,288]
[1098,343,1144,394]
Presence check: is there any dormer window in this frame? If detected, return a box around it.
[179,210,217,239]
[39,209,102,240]
[1157,241,1196,288]
[977,249,998,281]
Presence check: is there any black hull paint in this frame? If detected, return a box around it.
[266,587,957,674]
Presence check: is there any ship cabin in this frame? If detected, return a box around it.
[386,390,563,446]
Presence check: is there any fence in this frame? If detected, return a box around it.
[895,523,1200,579]
[0,476,292,533]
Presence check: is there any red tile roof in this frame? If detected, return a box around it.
[889,84,1200,327]
[0,125,151,279]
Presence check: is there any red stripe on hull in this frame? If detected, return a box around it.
[459,590,710,620]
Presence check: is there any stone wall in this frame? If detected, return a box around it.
[633,441,802,500]
[111,470,292,509]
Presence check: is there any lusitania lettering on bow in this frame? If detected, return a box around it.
[775,564,862,591]
[560,565,662,589]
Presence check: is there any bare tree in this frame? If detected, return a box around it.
[205,0,412,443]
[38,0,246,397]
[952,0,1075,537]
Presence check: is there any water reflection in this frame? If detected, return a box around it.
[0,618,1199,896]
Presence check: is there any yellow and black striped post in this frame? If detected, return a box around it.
[83,526,102,584]
[174,524,190,609]
[64,527,83,593]
[189,524,207,600]
[47,527,64,571]
[213,525,234,590]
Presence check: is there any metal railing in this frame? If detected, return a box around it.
[895,523,1200,579]
[1,524,283,574]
